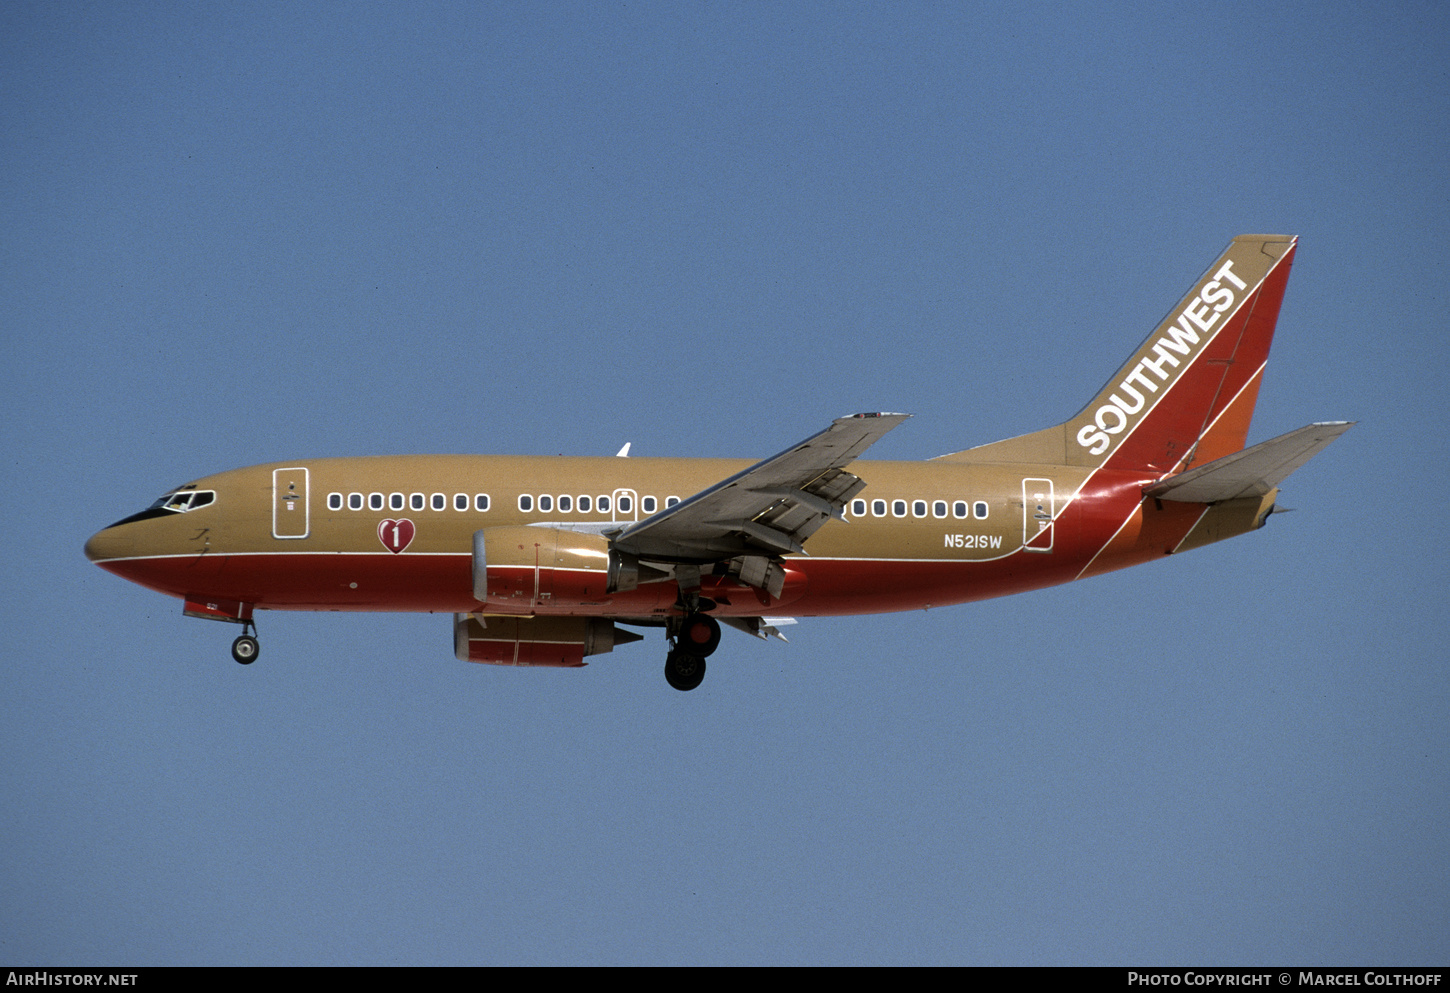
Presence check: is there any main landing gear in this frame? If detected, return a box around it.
[665,612,719,692]
[665,649,705,691]
[230,620,260,665]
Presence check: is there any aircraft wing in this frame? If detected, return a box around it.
[1146,422,1354,503]
[611,413,909,562]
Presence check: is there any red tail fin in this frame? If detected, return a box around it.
[938,235,1297,471]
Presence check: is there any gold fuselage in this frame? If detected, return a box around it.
[84,452,1262,621]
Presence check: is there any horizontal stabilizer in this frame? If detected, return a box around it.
[1147,422,1353,503]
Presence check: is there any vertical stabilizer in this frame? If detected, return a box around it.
[940,235,1297,473]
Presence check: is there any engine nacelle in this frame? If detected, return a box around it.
[453,613,640,667]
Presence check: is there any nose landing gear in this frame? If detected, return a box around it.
[230,620,260,665]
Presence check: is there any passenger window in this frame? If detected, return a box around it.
[431,493,446,511]
[328,493,343,511]
[912,500,927,518]
[618,495,632,513]
[851,499,867,518]
[665,496,680,508]
[642,496,656,513]
[953,501,968,519]
[558,495,572,512]
[348,493,363,511]
[454,493,469,511]
[519,494,534,512]
[974,501,989,520]
[597,495,610,513]
[872,499,887,517]
[369,493,384,511]
[411,493,425,511]
[892,500,907,518]
[475,494,490,512]
[539,494,553,513]
[933,500,947,518]
[578,495,591,512]
[390,493,405,511]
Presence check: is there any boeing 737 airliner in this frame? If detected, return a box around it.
[86,235,1350,689]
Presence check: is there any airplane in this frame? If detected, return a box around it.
[85,234,1351,690]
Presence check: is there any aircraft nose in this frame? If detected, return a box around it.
[84,525,134,563]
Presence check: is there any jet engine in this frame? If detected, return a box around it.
[453,613,642,667]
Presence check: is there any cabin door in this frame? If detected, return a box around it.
[272,467,310,539]
[1022,477,1054,552]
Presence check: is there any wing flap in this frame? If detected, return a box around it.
[1147,421,1353,503]
[719,616,797,642]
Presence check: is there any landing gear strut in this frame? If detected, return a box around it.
[231,620,259,665]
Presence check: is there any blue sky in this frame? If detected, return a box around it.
[3,1,1447,965]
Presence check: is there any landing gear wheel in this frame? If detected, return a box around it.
[231,635,259,665]
[664,649,706,692]
[678,613,721,658]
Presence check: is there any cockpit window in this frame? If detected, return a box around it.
[152,490,216,513]
[108,488,216,528]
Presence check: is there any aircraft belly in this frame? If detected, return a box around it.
[783,555,1086,615]
[245,553,478,611]
[106,552,478,612]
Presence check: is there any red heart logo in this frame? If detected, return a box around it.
[378,518,415,553]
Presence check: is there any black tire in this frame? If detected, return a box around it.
[231,635,259,665]
[678,613,721,658]
[664,649,706,691]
